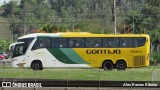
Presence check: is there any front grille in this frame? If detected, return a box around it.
[133,56,145,67]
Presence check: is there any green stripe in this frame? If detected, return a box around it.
[47,48,76,64]
[61,49,88,64]
[47,48,88,64]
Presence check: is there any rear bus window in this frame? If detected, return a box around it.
[133,38,146,47]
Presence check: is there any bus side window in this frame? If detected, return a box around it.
[32,38,50,50]
[51,38,67,48]
[69,40,79,47]
[68,38,84,48]
[108,41,112,47]
[102,38,106,47]
[107,38,113,47]
[32,39,40,50]
[133,38,146,47]
[138,38,146,46]
[85,38,101,48]
[107,38,118,48]
[120,38,127,47]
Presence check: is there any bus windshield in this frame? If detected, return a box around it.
[12,42,25,58]
[10,38,34,57]
[17,38,34,50]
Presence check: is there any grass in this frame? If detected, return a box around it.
[0,65,159,81]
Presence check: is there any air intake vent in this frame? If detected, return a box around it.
[133,56,145,67]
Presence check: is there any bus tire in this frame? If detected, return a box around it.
[31,60,43,70]
[116,60,127,70]
[102,60,113,70]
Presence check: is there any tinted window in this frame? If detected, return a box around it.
[13,43,25,58]
[68,38,84,48]
[17,38,34,53]
[33,37,146,49]
[32,38,50,50]
[17,38,34,46]
[85,38,101,48]
[119,38,133,47]
[51,38,67,48]
[133,38,146,47]
[107,38,118,48]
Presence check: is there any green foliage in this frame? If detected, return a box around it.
[0,39,10,51]
[125,11,145,34]
[1,0,18,17]
[41,23,59,33]
[75,20,112,34]
[141,0,160,30]
[150,52,160,64]
[147,29,160,44]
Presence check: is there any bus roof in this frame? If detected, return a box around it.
[18,32,149,39]
[18,32,91,39]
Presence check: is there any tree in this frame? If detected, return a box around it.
[2,1,18,17]
[41,24,59,33]
[0,39,10,51]
[141,0,160,30]
[124,11,145,34]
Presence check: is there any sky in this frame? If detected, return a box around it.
[0,0,11,6]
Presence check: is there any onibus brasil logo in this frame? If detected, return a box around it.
[2,82,42,87]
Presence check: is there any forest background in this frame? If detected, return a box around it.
[0,0,160,63]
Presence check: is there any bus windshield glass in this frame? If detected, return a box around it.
[12,43,25,58]
[17,38,34,48]
[11,38,34,56]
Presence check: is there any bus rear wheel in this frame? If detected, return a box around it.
[31,60,43,70]
[102,61,113,70]
[116,61,127,70]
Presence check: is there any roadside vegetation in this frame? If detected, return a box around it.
[0,65,160,81]
[0,68,153,81]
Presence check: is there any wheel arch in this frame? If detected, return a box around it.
[102,59,114,66]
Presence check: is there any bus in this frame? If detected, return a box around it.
[11,32,150,70]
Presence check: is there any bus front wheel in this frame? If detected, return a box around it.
[31,60,43,70]
[116,61,127,70]
[102,61,113,70]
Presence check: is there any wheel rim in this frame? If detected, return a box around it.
[35,63,40,69]
[117,61,126,70]
[118,63,124,69]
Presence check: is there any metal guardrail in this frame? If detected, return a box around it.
[0,60,11,66]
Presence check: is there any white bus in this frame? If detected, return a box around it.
[11,33,91,70]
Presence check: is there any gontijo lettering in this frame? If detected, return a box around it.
[86,49,121,54]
